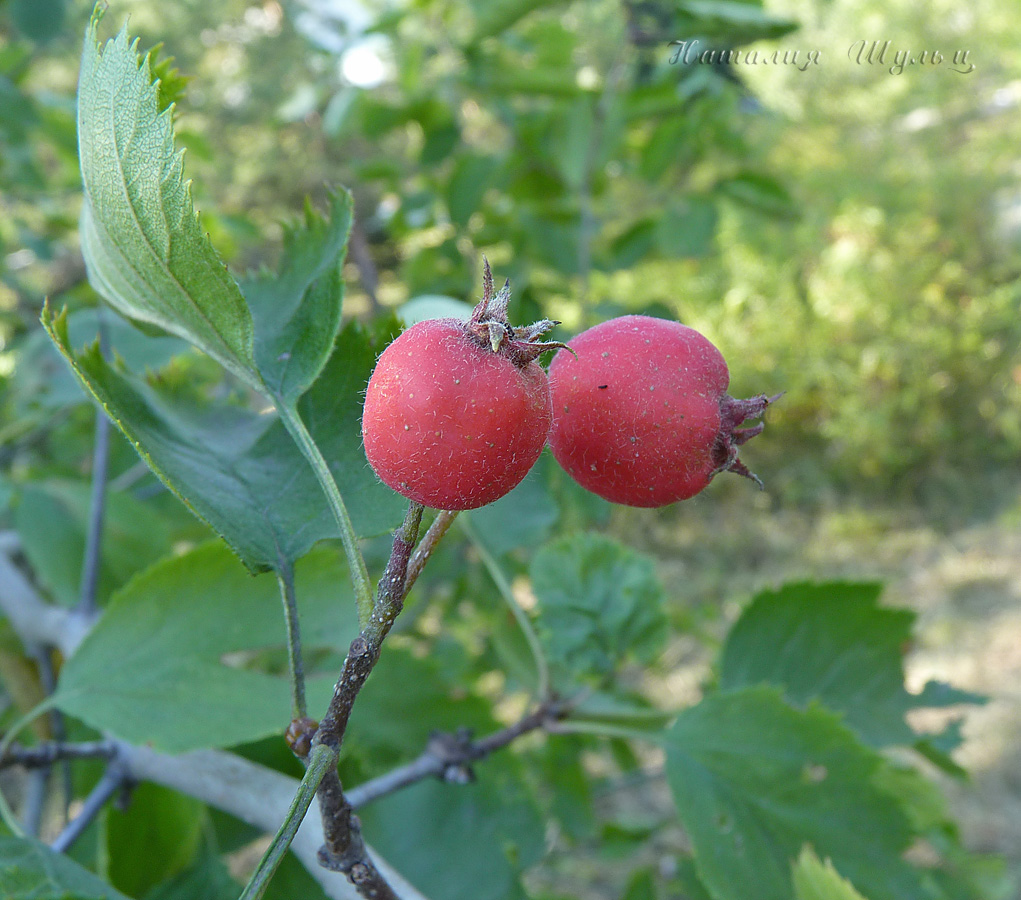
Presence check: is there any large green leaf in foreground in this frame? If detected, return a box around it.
[77,12,257,387]
[718,582,983,748]
[665,687,933,900]
[358,758,545,900]
[43,309,404,571]
[0,836,132,899]
[793,847,871,900]
[53,542,357,752]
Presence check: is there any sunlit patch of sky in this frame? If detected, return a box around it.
[290,0,393,88]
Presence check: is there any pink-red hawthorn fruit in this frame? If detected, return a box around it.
[547,315,778,507]
[362,265,559,511]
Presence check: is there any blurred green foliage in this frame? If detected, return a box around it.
[2,0,1018,519]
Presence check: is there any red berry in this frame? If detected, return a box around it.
[362,264,560,511]
[548,315,778,507]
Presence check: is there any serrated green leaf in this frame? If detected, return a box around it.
[240,189,352,402]
[793,847,871,900]
[52,542,358,752]
[874,765,1013,900]
[665,687,932,900]
[357,758,545,900]
[77,17,257,386]
[42,309,404,571]
[0,836,131,900]
[102,783,203,898]
[143,44,189,113]
[718,581,984,748]
[530,533,667,684]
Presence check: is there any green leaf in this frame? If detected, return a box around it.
[604,218,659,271]
[0,835,131,899]
[656,197,718,258]
[357,758,545,900]
[718,582,984,747]
[470,0,553,41]
[77,16,258,387]
[550,97,594,191]
[14,480,174,608]
[143,44,189,113]
[793,847,871,900]
[10,0,67,43]
[717,171,798,219]
[874,765,1014,900]
[530,533,667,684]
[664,687,931,900]
[103,783,203,898]
[144,850,241,900]
[239,189,352,402]
[446,154,499,228]
[42,309,404,571]
[52,542,358,752]
[13,308,187,413]
[675,1,799,43]
[467,457,559,557]
[623,868,658,900]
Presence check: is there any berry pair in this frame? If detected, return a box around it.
[361,266,777,511]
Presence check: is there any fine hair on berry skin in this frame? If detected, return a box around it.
[361,260,565,511]
[547,315,780,508]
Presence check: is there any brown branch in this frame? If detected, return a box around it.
[0,740,120,772]
[348,222,382,315]
[345,699,569,810]
[311,501,425,898]
[403,510,458,596]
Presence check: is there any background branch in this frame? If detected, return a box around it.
[346,699,568,809]
[119,742,428,900]
[0,552,93,657]
[77,309,110,618]
[347,222,382,315]
[1,740,119,771]
[50,754,128,853]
